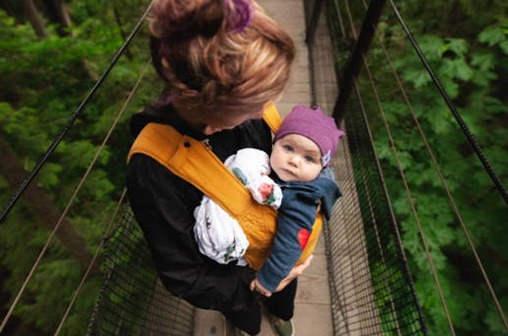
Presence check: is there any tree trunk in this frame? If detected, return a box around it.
[0,136,95,270]
[0,0,17,18]
[42,0,72,35]
[22,0,47,38]
[51,0,71,27]
[39,0,99,80]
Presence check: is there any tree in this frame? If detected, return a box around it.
[358,2,506,334]
[0,136,93,268]
[326,0,506,334]
[21,0,46,38]
[45,0,71,27]
[0,0,16,18]
[0,1,153,332]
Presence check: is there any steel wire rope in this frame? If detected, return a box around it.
[363,3,508,329]
[388,0,508,205]
[363,61,456,334]
[342,1,414,333]
[338,0,455,335]
[0,1,154,223]
[339,96,385,332]
[343,2,405,334]
[328,1,394,333]
[54,59,151,334]
[328,0,350,332]
[320,0,428,333]
[0,53,152,333]
[324,1,362,333]
[54,188,127,336]
[358,43,456,336]
[356,0,508,332]
[86,206,137,335]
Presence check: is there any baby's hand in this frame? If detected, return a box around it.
[250,278,273,297]
[248,175,282,209]
[274,254,314,292]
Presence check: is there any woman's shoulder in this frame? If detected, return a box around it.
[130,104,198,138]
[130,105,176,136]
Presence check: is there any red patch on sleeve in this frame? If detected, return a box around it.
[298,228,311,249]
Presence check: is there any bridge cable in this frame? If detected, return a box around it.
[339,0,426,332]
[323,3,363,333]
[388,0,508,206]
[325,1,426,333]
[362,55,456,335]
[54,60,151,335]
[0,1,153,223]
[342,1,406,333]
[366,4,508,330]
[0,52,152,336]
[342,1,456,334]
[54,188,128,336]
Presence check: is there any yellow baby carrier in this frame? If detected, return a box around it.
[127,103,323,271]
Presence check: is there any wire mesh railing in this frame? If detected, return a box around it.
[90,1,430,335]
[307,0,507,335]
[2,0,505,334]
[305,2,427,334]
[87,205,195,335]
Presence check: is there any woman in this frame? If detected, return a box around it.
[127,1,310,334]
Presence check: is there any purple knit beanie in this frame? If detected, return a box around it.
[274,105,345,166]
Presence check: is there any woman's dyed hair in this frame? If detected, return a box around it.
[149,0,295,118]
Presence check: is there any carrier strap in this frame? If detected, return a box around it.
[128,103,321,270]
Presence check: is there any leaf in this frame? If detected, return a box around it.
[440,58,473,81]
[445,38,469,57]
[470,53,495,72]
[500,40,508,54]
[420,35,446,61]
[437,76,459,99]
[470,52,497,86]
[38,162,64,188]
[404,68,431,88]
[478,26,506,46]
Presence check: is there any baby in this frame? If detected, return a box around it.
[193,105,344,294]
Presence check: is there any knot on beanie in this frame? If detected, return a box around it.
[274,105,345,166]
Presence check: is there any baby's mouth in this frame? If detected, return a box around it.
[280,167,296,177]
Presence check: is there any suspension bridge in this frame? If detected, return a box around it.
[1,0,506,335]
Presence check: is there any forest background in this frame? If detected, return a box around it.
[0,0,506,335]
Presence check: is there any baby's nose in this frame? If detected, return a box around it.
[288,155,300,166]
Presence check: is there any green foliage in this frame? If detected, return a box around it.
[332,1,508,335]
[0,1,157,333]
[1,0,506,335]
[383,11,505,336]
[478,22,508,53]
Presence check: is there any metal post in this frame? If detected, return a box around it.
[304,0,324,107]
[333,0,387,123]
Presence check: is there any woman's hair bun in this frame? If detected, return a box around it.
[150,0,224,40]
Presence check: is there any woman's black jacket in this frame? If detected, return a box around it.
[126,105,272,311]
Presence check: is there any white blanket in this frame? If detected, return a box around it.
[193,148,282,265]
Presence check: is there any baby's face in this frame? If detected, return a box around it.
[270,134,323,182]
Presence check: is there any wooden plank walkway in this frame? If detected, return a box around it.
[193,1,334,335]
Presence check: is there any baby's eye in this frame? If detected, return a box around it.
[283,144,294,152]
[304,155,316,163]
